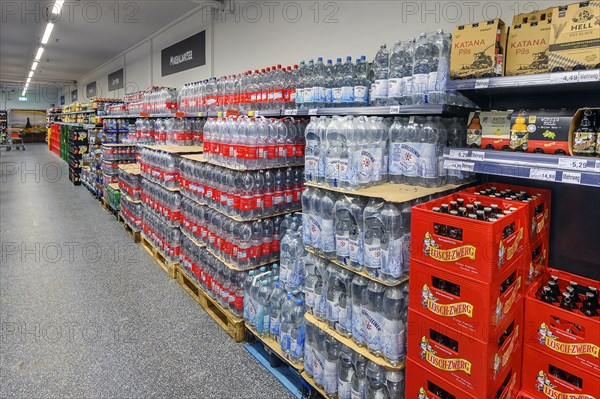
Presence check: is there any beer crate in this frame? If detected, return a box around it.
[524,268,600,374]
[409,256,524,341]
[411,193,528,283]
[523,235,549,291]
[521,344,600,399]
[406,305,523,396]
[461,182,551,243]
[405,356,521,399]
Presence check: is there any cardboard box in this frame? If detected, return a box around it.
[471,111,513,150]
[569,107,600,157]
[549,1,600,71]
[506,21,552,76]
[451,19,507,79]
[511,109,574,155]
[513,7,554,25]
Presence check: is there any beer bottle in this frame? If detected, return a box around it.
[540,286,554,304]
[572,109,597,157]
[510,110,528,152]
[494,28,504,76]
[588,286,599,309]
[466,112,483,148]
[548,280,561,299]
[559,293,575,311]
[566,286,580,305]
[581,293,599,317]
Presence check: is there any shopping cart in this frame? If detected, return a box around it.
[9,131,25,150]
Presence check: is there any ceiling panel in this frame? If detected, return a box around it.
[0,1,199,84]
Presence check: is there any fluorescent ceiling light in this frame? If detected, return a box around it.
[26,77,31,84]
[31,61,38,71]
[35,47,44,60]
[28,71,34,78]
[52,0,65,15]
[41,23,54,44]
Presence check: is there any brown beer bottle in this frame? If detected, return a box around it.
[466,112,483,148]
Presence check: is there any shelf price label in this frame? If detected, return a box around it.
[562,171,581,185]
[284,109,294,116]
[578,69,600,83]
[470,151,486,161]
[550,71,580,84]
[308,108,318,115]
[474,78,489,89]
[449,149,469,159]
[443,160,474,172]
[389,105,401,114]
[558,157,589,171]
[529,168,556,182]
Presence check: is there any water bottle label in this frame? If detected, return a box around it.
[428,71,447,93]
[324,360,338,395]
[325,88,333,104]
[321,219,335,253]
[413,73,429,95]
[341,86,354,104]
[362,308,383,352]
[313,352,325,384]
[350,387,362,399]
[402,76,414,96]
[373,79,388,99]
[357,149,376,184]
[327,299,340,322]
[295,88,303,104]
[326,159,339,182]
[304,344,314,375]
[332,87,343,104]
[354,86,368,103]
[280,332,292,351]
[313,87,325,103]
[382,237,403,279]
[305,290,316,309]
[364,242,381,270]
[336,232,350,257]
[304,87,314,104]
[339,305,352,332]
[291,325,305,359]
[310,215,322,250]
[382,318,406,362]
[338,380,352,399]
[388,78,402,98]
[349,237,360,263]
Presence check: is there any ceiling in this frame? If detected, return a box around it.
[0,1,199,84]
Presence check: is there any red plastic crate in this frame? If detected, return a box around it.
[524,269,600,374]
[411,193,528,283]
[516,389,540,399]
[409,256,524,341]
[521,344,600,399]
[406,356,521,399]
[407,305,523,396]
[523,235,549,291]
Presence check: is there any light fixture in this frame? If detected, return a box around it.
[28,71,34,78]
[41,23,54,44]
[52,0,65,16]
[35,47,44,60]
[31,61,38,71]
[26,77,31,84]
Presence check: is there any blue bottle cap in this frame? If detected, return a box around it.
[346,56,352,61]
[318,57,323,61]
[337,58,342,62]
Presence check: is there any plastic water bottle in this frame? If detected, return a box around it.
[399,200,413,274]
[314,271,327,322]
[317,117,330,184]
[412,32,432,105]
[256,280,271,337]
[354,57,369,107]
[388,41,403,105]
[290,298,306,364]
[305,117,321,184]
[363,199,384,279]
[324,59,334,107]
[382,285,406,366]
[400,118,420,186]
[286,229,306,294]
[335,196,353,266]
[365,362,390,399]
[350,354,367,399]
[401,38,416,105]
[312,57,326,108]
[304,322,316,377]
[364,281,385,356]
[338,346,355,399]
[417,117,439,188]
[325,116,350,189]
[303,253,319,313]
[386,370,405,399]
[388,117,406,184]
[348,196,367,271]
[320,191,338,259]
[428,29,451,105]
[351,275,368,346]
[332,58,343,107]
[326,263,342,329]
[280,293,295,355]
[372,44,390,106]
[380,203,403,283]
[324,334,340,398]
[435,116,448,187]
[341,56,354,107]
[337,268,353,338]
[313,328,327,388]
[269,281,286,340]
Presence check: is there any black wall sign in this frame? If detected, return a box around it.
[60,95,65,105]
[86,82,97,98]
[108,69,124,91]
[71,90,77,102]
[161,31,206,77]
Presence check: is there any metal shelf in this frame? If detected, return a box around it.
[49,110,97,116]
[55,122,99,129]
[443,148,600,187]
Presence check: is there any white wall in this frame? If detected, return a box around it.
[64,0,570,101]
[1,82,61,111]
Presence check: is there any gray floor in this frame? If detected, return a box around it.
[0,143,295,399]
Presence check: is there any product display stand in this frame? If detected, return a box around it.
[67,127,88,186]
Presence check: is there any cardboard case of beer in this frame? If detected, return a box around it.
[468,111,512,150]
[451,19,507,79]
[524,268,600,374]
[569,107,600,156]
[512,109,574,155]
[549,1,600,71]
[506,20,552,76]
[405,357,521,399]
[521,344,600,399]
[409,256,523,341]
[411,193,528,283]
[407,305,523,397]
[513,8,554,25]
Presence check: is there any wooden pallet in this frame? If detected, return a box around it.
[246,324,304,371]
[119,213,141,243]
[177,266,245,342]
[140,234,178,279]
[101,198,118,219]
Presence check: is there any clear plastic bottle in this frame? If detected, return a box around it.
[335,198,353,266]
[388,41,404,105]
[341,56,355,107]
[354,57,369,107]
[401,38,416,106]
[338,345,355,399]
[412,32,433,105]
[382,285,406,366]
[364,281,385,356]
[365,362,390,399]
[323,334,340,398]
[428,29,451,105]
[363,199,385,279]
[326,263,342,330]
[289,298,306,364]
[348,196,367,271]
[385,370,405,399]
[332,58,344,108]
[324,59,334,108]
[350,354,367,399]
[351,275,368,347]
[325,116,350,189]
[380,203,403,283]
[320,191,338,259]
[312,57,326,108]
[372,44,390,106]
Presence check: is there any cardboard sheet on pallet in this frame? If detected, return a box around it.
[118,163,140,175]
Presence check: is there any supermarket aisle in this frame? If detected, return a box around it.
[0,144,295,399]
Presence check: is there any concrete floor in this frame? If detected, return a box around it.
[0,144,295,399]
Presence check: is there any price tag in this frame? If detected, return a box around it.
[197,112,203,117]
[308,108,318,115]
[444,160,475,172]
[474,78,489,89]
[558,157,588,171]
[596,160,600,172]
[247,110,255,117]
[291,109,298,116]
[550,71,580,84]
[529,168,557,182]
[562,171,581,185]
[578,69,600,83]
[217,111,223,117]
[389,105,401,114]
[449,149,469,159]
[284,109,294,116]
[471,151,486,161]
